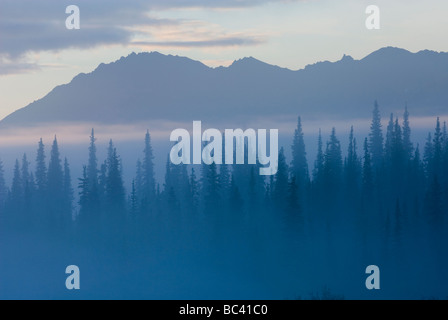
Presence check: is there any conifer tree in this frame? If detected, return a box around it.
[0,159,7,209]
[9,159,23,215]
[35,138,47,198]
[47,136,64,229]
[142,130,156,208]
[291,116,309,191]
[313,129,324,186]
[384,113,395,163]
[63,157,73,218]
[402,106,413,161]
[423,133,434,178]
[369,101,384,168]
[323,128,343,200]
[362,138,374,199]
[105,140,126,213]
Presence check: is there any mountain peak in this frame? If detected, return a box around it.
[363,46,411,60]
[230,56,263,67]
[340,54,354,62]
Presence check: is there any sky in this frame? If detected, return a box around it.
[1,0,448,120]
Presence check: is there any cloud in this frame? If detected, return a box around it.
[132,36,265,49]
[0,0,288,57]
[0,0,282,73]
[0,59,40,75]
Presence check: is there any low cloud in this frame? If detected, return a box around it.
[0,59,40,75]
[132,36,265,49]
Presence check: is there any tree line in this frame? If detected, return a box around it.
[0,101,447,243]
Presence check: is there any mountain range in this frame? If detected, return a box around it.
[1,47,448,128]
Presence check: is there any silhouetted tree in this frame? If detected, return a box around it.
[362,138,374,201]
[141,130,156,212]
[63,157,73,219]
[402,106,413,160]
[47,136,65,231]
[0,159,7,209]
[105,140,126,214]
[291,116,309,192]
[323,128,342,204]
[35,138,47,200]
[369,100,384,168]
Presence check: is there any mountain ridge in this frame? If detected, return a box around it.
[1,47,448,128]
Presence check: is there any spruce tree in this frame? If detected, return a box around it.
[63,157,73,218]
[384,113,395,163]
[35,138,47,198]
[9,159,23,215]
[345,126,360,196]
[362,138,374,199]
[433,117,443,176]
[313,129,324,185]
[423,133,434,179]
[47,136,64,229]
[291,116,309,191]
[0,159,7,209]
[105,140,126,213]
[142,130,156,208]
[323,128,343,200]
[369,100,384,168]
[402,106,413,161]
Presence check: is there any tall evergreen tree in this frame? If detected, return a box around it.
[432,117,443,176]
[9,159,23,215]
[47,136,64,229]
[384,113,395,163]
[0,159,7,209]
[87,129,98,190]
[291,116,309,191]
[130,179,138,216]
[362,138,374,199]
[391,118,405,195]
[402,106,413,161]
[345,126,360,196]
[369,101,384,168]
[86,129,100,214]
[423,132,434,178]
[63,157,73,218]
[105,140,126,213]
[142,130,156,209]
[323,128,343,200]
[78,165,89,217]
[313,129,324,185]
[35,138,47,197]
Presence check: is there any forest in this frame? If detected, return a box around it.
[0,101,447,299]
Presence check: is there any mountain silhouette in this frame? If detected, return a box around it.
[1,47,447,127]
